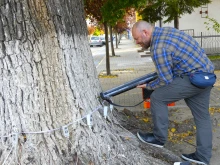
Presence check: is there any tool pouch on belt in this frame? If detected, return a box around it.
[189,72,216,88]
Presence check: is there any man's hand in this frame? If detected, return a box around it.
[136,84,146,88]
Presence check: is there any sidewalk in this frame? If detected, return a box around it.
[96,38,220,165]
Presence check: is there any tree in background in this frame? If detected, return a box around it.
[87,25,96,36]
[101,1,144,54]
[139,0,211,29]
[93,27,105,36]
[114,10,136,48]
[109,25,116,56]
[204,16,220,33]
[85,0,152,72]
[84,0,111,75]
[87,19,102,37]
[85,0,144,73]
[114,21,128,48]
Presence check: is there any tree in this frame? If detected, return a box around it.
[114,21,128,47]
[139,0,211,29]
[85,0,145,73]
[84,0,111,75]
[0,0,181,164]
[93,27,105,36]
[87,25,96,36]
[109,26,116,56]
[204,16,220,33]
[101,1,140,51]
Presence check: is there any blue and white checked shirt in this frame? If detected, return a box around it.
[146,27,214,90]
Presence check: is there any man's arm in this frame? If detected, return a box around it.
[145,48,173,90]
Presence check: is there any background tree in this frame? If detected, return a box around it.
[84,0,111,75]
[114,21,129,48]
[85,0,146,73]
[101,1,144,54]
[0,0,181,164]
[139,0,211,29]
[204,16,220,33]
[109,26,116,56]
[93,27,105,36]
[87,25,96,36]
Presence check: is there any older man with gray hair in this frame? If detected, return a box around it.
[132,20,214,165]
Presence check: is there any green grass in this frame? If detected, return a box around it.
[208,55,220,60]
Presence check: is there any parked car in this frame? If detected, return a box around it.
[100,36,106,45]
[89,36,103,47]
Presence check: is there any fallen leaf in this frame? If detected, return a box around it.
[142,118,149,122]
[171,128,176,133]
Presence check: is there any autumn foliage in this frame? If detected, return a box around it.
[114,9,136,33]
[87,25,95,35]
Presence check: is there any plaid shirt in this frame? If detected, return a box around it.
[146,27,214,90]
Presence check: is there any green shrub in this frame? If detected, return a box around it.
[208,55,220,60]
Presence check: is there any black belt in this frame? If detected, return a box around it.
[174,72,190,78]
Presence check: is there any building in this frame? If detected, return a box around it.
[156,0,220,54]
[157,0,219,33]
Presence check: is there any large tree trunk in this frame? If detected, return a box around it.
[0,0,180,164]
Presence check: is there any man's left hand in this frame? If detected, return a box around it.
[136,84,146,88]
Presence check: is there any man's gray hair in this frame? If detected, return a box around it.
[133,21,153,31]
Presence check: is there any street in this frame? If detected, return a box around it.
[90,45,105,67]
[90,43,112,68]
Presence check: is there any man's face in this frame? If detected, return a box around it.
[132,28,151,49]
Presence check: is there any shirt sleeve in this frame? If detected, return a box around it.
[146,48,174,90]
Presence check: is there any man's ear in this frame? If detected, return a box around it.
[143,29,149,36]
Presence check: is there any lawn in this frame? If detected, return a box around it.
[208,55,220,60]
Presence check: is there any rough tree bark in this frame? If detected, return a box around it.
[0,0,180,164]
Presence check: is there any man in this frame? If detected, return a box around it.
[132,20,214,165]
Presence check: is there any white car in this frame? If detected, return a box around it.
[89,36,103,47]
[100,36,106,45]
